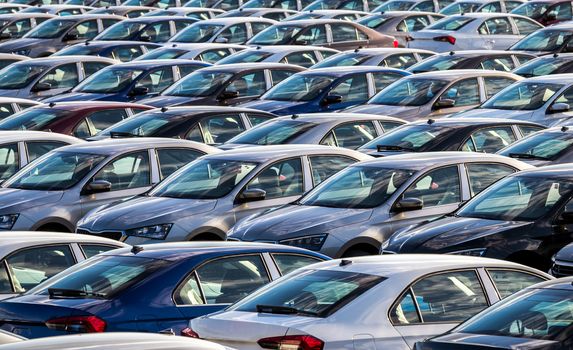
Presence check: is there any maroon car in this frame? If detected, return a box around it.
[0,102,152,139]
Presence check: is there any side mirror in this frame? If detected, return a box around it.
[549,102,570,114]
[559,210,573,224]
[0,33,11,40]
[294,39,308,45]
[63,32,79,41]
[218,90,239,100]
[433,98,455,109]
[393,197,423,213]
[82,180,112,195]
[31,82,52,92]
[129,86,149,97]
[546,11,557,20]
[215,36,229,43]
[321,94,343,105]
[139,35,151,42]
[237,188,266,203]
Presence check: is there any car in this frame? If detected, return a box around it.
[189,255,551,350]
[0,130,83,181]
[384,164,573,271]
[20,4,93,15]
[415,278,572,350]
[408,50,535,73]
[453,74,573,126]
[0,56,116,101]
[440,0,525,15]
[550,242,573,276]
[216,45,339,68]
[216,8,298,21]
[0,138,218,233]
[0,98,40,121]
[87,5,155,17]
[511,0,573,26]
[247,19,398,50]
[11,0,65,5]
[0,54,29,68]
[89,106,276,143]
[358,12,445,47]
[513,53,573,77]
[43,60,211,103]
[347,70,521,121]
[359,118,544,156]
[303,0,380,12]
[228,152,531,257]
[509,24,573,55]
[144,7,224,19]
[169,17,277,45]
[0,14,55,43]
[136,43,246,63]
[373,0,450,13]
[64,0,122,6]
[220,113,406,150]
[94,16,198,43]
[407,13,543,52]
[0,14,123,57]
[0,102,152,139]
[239,0,307,11]
[140,63,305,107]
[284,9,369,21]
[52,40,161,62]
[184,0,245,11]
[311,48,435,70]
[121,0,185,8]
[237,67,411,115]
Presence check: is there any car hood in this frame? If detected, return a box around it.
[43,92,119,103]
[0,38,42,51]
[79,195,217,230]
[237,99,307,115]
[0,188,63,212]
[454,108,534,121]
[425,332,561,349]
[231,204,372,241]
[346,104,421,119]
[138,95,205,107]
[555,242,573,263]
[386,216,533,253]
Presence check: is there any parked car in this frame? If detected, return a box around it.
[416,278,572,349]
[511,0,573,26]
[228,152,531,257]
[440,0,525,15]
[373,0,448,14]
[190,255,551,350]
[44,60,211,103]
[347,70,521,120]
[0,102,152,138]
[0,54,29,67]
[238,67,411,115]
[144,7,224,19]
[508,23,573,55]
[513,53,573,77]
[140,63,305,107]
[0,4,30,14]
[20,4,93,15]
[136,43,246,63]
[498,126,573,166]
[90,106,276,143]
[0,14,124,57]
[284,9,368,21]
[216,45,339,68]
[52,41,161,62]
[0,14,55,43]
[550,242,573,276]
[64,0,122,6]
[87,5,154,17]
[221,113,406,150]
[408,50,535,73]
[247,19,398,50]
[0,138,218,232]
[94,16,198,43]
[121,0,185,8]
[184,0,245,11]
[357,12,445,47]
[311,48,435,70]
[77,145,370,243]
[0,98,41,120]
[303,0,381,12]
[0,56,116,101]
[407,13,543,52]
[216,8,298,21]
[169,17,277,45]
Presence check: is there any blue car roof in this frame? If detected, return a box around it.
[301,66,411,77]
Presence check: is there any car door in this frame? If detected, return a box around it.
[431,78,480,116]
[294,24,328,46]
[329,23,368,51]
[64,19,99,44]
[186,113,246,145]
[131,67,175,100]
[477,16,517,50]
[320,121,378,149]
[321,74,370,111]
[30,63,79,99]
[140,21,171,43]
[215,23,248,44]
[217,70,268,105]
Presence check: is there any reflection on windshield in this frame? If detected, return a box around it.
[98,22,146,40]
[427,16,474,31]
[227,119,316,145]
[163,71,233,97]
[217,50,272,64]
[0,109,65,131]
[513,57,571,77]
[263,75,334,102]
[249,25,302,45]
[98,112,170,137]
[361,125,452,151]
[480,82,562,111]
[500,131,573,160]
[408,56,465,73]
[25,19,75,39]
[312,53,370,69]
[76,68,144,93]
[376,0,413,11]
[370,78,448,106]
[512,2,548,17]
[511,29,572,52]
[0,64,46,89]
[440,2,480,15]
[171,23,223,43]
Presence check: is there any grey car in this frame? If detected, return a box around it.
[76,145,372,244]
[169,17,277,45]
[136,43,246,63]
[87,5,155,17]
[216,45,339,68]
[0,56,116,101]
[0,13,55,43]
[19,4,94,15]
[311,48,435,70]
[216,8,299,21]
[346,70,521,121]
[228,152,531,257]
[220,113,406,150]
[0,138,219,232]
[144,7,225,19]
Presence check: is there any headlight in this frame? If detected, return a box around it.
[279,234,327,251]
[125,223,172,240]
[0,214,18,230]
[13,49,29,56]
[448,248,487,257]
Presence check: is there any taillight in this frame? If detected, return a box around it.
[393,39,399,48]
[258,335,324,350]
[46,315,106,333]
[181,327,200,338]
[433,35,456,45]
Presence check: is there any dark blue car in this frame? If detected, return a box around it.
[43,59,211,103]
[0,242,328,338]
[238,66,411,115]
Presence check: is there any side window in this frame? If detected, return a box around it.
[283,52,319,68]
[480,57,515,72]
[86,109,129,136]
[270,69,296,86]
[251,21,272,35]
[246,158,304,199]
[483,77,516,98]
[331,23,359,42]
[466,163,516,196]
[380,121,404,132]
[372,72,402,92]
[324,121,377,149]
[6,245,75,292]
[218,23,247,44]
[0,18,31,38]
[73,120,90,139]
[200,49,230,63]
[547,2,572,21]
[0,103,14,120]
[441,78,480,107]
[247,113,273,126]
[70,20,99,40]
[174,272,204,305]
[297,25,327,45]
[462,126,516,153]
[0,143,18,181]
[513,18,542,35]
[156,148,203,179]
[37,63,79,89]
[329,74,369,103]
[226,71,267,97]
[140,22,171,43]
[390,290,421,325]
[92,150,151,191]
[81,244,118,259]
[191,114,245,144]
[272,254,323,275]
[487,270,546,299]
[479,2,501,12]
[309,155,356,185]
[505,0,522,11]
[519,125,544,137]
[411,270,489,323]
[174,20,192,33]
[178,65,201,78]
[397,16,430,32]
[402,165,461,207]
[83,62,110,78]
[0,263,11,293]
[135,67,174,93]
[110,46,143,62]
[478,17,513,35]
[320,50,337,59]
[26,141,66,162]
[412,0,434,11]
[382,54,417,69]
[515,55,533,65]
[553,86,573,106]
[102,19,120,29]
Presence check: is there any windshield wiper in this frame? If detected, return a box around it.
[508,152,550,160]
[256,304,319,316]
[48,288,106,299]
[376,145,415,152]
[109,131,142,138]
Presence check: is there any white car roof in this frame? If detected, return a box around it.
[0,131,83,144]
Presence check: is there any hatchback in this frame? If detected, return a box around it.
[94,16,197,43]
[498,126,573,166]
[52,41,161,62]
[514,53,573,77]
[311,48,434,70]
[0,14,55,43]
[169,17,277,45]
[511,0,573,25]
[136,43,246,63]
[217,45,339,68]
[440,0,524,15]
[408,50,534,73]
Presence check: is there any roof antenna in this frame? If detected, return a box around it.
[172,43,177,47]
[291,114,299,119]
[340,259,352,266]
[427,118,435,125]
[49,102,56,108]
[131,245,144,254]
[161,107,168,112]
[449,51,455,55]
[562,126,569,132]
[554,53,559,58]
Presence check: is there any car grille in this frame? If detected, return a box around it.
[77,228,123,241]
[551,261,573,277]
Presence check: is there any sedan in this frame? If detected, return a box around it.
[169,18,277,45]
[408,50,535,73]
[228,152,531,257]
[137,43,246,63]
[216,8,298,21]
[0,14,55,43]
[190,255,550,350]
[311,48,435,70]
[216,45,339,68]
[94,16,198,43]
[511,0,573,26]
[407,13,543,52]
[440,0,524,15]
[514,53,573,77]
[508,23,573,55]
[498,126,573,166]
[52,41,161,62]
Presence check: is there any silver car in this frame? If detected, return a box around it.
[228,152,531,257]
[136,43,247,63]
[76,145,372,244]
[216,45,340,68]
[311,48,435,70]
[0,138,219,232]
[169,18,278,45]
[346,70,521,121]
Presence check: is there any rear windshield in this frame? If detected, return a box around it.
[427,16,474,31]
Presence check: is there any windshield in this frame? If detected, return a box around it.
[230,269,385,317]
[511,2,548,17]
[162,71,233,97]
[361,125,452,152]
[499,132,573,161]
[150,158,258,199]
[299,165,414,208]
[457,175,573,221]
[514,57,573,77]
[408,55,465,73]
[171,23,223,43]
[511,29,573,52]
[312,52,371,69]
[427,16,474,31]
[98,112,170,137]
[369,78,448,106]
[75,68,144,93]
[0,109,66,131]
[305,0,343,10]
[249,25,302,45]
[227,119,316,145]
[5,151,106,191]
[480,82,562,111]
[440,1,480,15]
[137,48,186,60]
[263,75,334,102]
[217,50,273,64]
[0,64,47,89]
[358,15,392,29]
[25,19,75,39]
[376,0,414,11]
[98,21,146,40]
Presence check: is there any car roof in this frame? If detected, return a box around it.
[0,54,29,61]
[437,50,533,57]
[205,144,372,162]
[409,117,541,126]
[527,276,573,291]
[453,12,531,19]
[276,113,406,123]
[511,163,573,179]
[47,13,124,20]
[280,18,365,25]
[244,45,338,53]
[521,73,573,83]
[302,66,410,76]
[0,130,83,144]
[12,56,116,65]
[299,9,369,14]
[0,97,40,104]
[407,69,519,80]
[369,11,443,16]
[35,101,151,112]
[542,22,573,30]
[0,13,55,19]
[80,40,161,47]
[111,59,209,68]
[199,62,304,72]
[160,43,247,50]
[347,47,436,55]
[147,105,276,116]
[120,15,197,22]
[57,137,214,155]
[193,17,277,25]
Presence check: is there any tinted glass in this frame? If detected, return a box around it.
[26,141,66,162]
[164,72,233,97]
[327,121,376,149]
[487,270,545,299]
[263,75,335,102]
[227,119,315,145]
[499,131,573,161]
[0,143,18,181]
[511,29,572,52]
[309,155,356,186]
[194,115,245,144]
[360,125,452,152]
[481,82,562,111]
[402,165,461,207]
[76,68,144,93]
[246,158,304,199]
[92,151,150,190]
[370,78,448,106]
[0,64,46,89]
[272,254,323,275]
[87,109,128,135]
[466,163,515,196]
[156,148,202,179]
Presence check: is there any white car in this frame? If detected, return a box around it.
[190,255,552,349]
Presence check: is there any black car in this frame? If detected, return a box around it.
[550,242,573,276]
[408,50,536,73]
[359,118,545,156]
[384,164,573,271]
[498,126,573,166]
[514,53,573,77]
[95,16,198,43]
[52,40,161,62]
